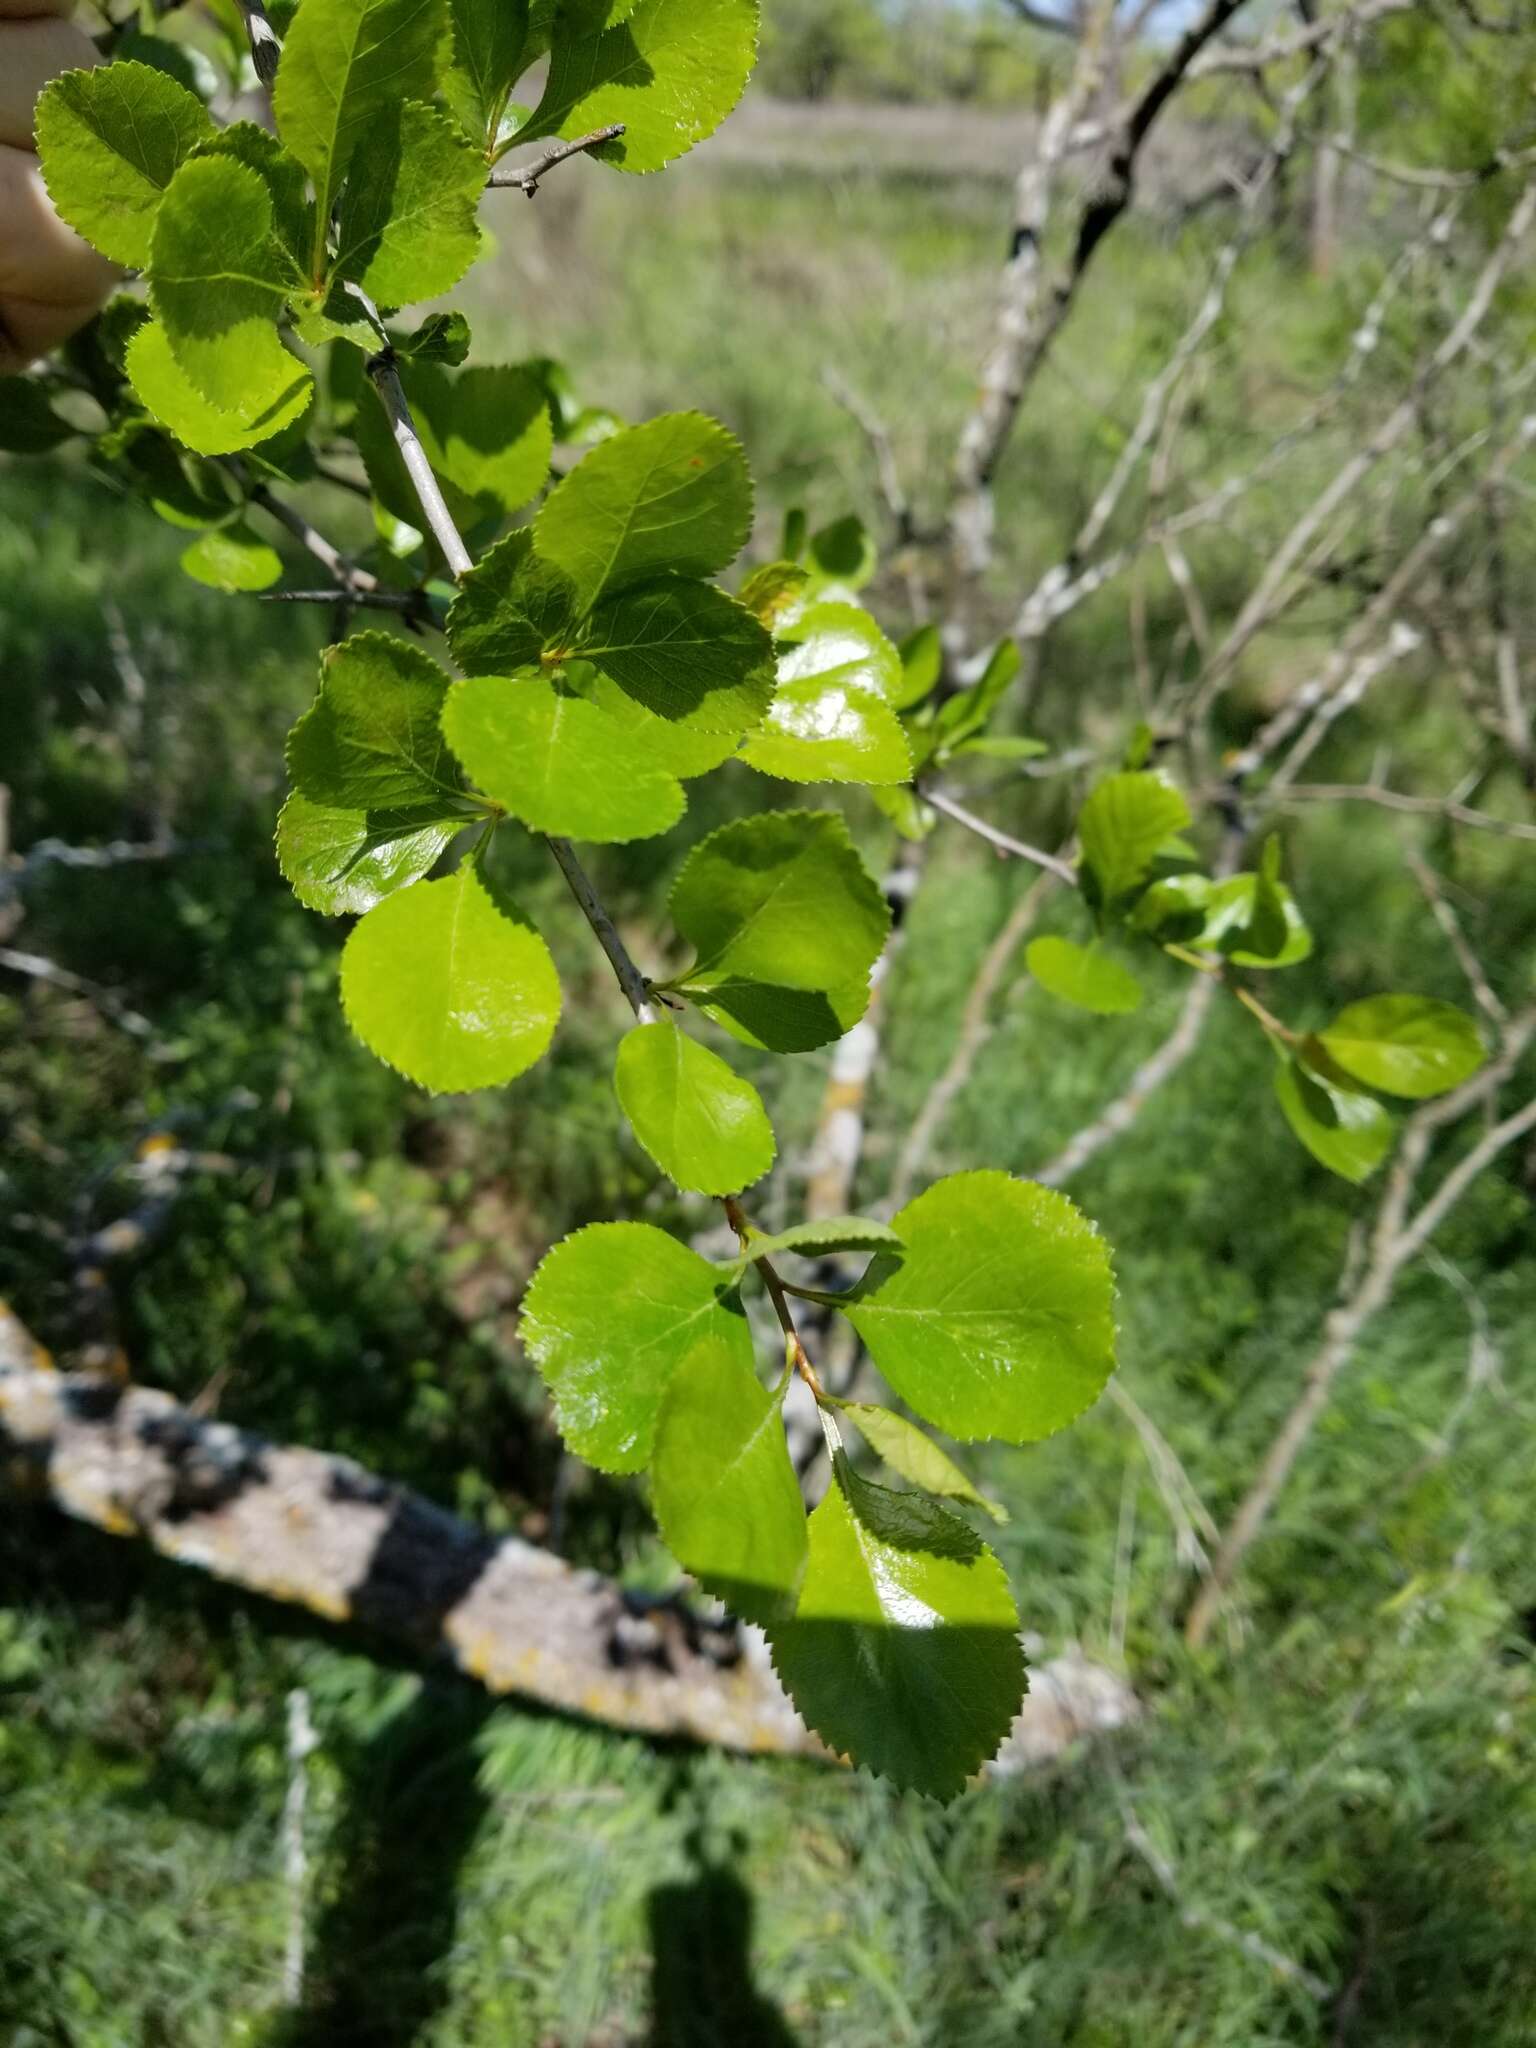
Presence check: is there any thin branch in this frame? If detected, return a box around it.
[488,125,627,194]
[258,587,426,614]
[1185,0,1413,76]
[364,349,474,577]
[545,836,657,1023]
[1186,1009,1536,1648]
[1117,1793,1333,1999]
[249,484,378,595]
[1407,853,1507,1028]
[1273,782,1536,842]
[890,867,1060,1209]
[0,944,158,1041]
[923,787,1080,883]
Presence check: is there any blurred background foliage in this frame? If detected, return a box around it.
[3,0,1536,2042]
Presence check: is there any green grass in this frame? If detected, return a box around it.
[4,111,1536,2048]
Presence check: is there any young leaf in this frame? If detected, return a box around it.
[443,0,530,143]
[125,319,313,458]
[277,792,460,915]
[807,513,876,591]
[288,634,461,811]
[894,623,943,711]
[446,528,581,675]
[1077,771,1191,908]
[1274,1054,1394,1184]
[845,1170,1116,1444]
[614,1022,775,1193]
[1137,871,1312,969]
[0,379,79,455]
[272,0,445,278]
[836,1402,1007,1524]
[334,101,485,304]
[742,601,911,786]
[651,1351,805,1625]
[765,1458,1024,1799]
[192,124,314,279]
[926,636,1020,756]
[395,311,473,365]
[743,1217,903,1261]
[1317,995,1484,1100]
[739,560,810,628]
[582,579,774,734]
[149,156,305,412]
[36,62,215,268]
[522,0,758,174]
[179,524,282,592]
[668,810,890,1052]
[340,864,561,1091]
[535,412,752,611]
[520,1222,754,1472]
[1026,936,1143,1016]
[441,670,685,842]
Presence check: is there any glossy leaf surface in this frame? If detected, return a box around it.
[520,1222,754,1472]
[846,1171,1116,1444]
[614,1023,775,1192]
[1026,936,1143,1015]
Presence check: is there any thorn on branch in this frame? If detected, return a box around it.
[488,125,627,197]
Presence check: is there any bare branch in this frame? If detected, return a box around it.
[364,349,474,577]
[923,787,1080,883]
[1407,852,1508,1029]
[488,125,627,195]
[234,0,282,86]
[1274,782,1536,843]
[545,835,657,1024]
[249,484,379,595]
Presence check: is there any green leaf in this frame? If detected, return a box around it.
[520,1221,754,1472]
[276,792,459,914]
[36,61,215,268]
[927,636,1021,757]
[894,624,942,711]
[536,412,752,612]
[272,0,444,277]
[334,101,485,304]
[395,311,473,364]
[765,1457,1024,1799]
[357,363,554,532]
[615,1022,774,1193]
[446,528,580,674]
[441,670,684,842]
[668,811,890,1052]
[871,784,937,841]
[522,0,758,173]
[583,579,774,734]
[739,560,810,629]
[340,863,561,1091]
[744,1217,903,1260]
[807,513,876,591]
[179,523,282,591]
[443,0,530,142]
[1317,995,1485,1100]
[836,1403,1007,1523]
[1078,771,1192,908]
[845,1170,1116,1444]
[191,124,314,279]
[0,379,78,455]
[949,735,1049,763]
[148,156,305,413]
[742,602,911,786]
[1136,871,1312,969]
[651,1351,805,1624]
[1274,1054,1394,1183]
[1026,936,1143,1016]
[576,666,746,778]
[125,319,313,458]
[287,633,461,810]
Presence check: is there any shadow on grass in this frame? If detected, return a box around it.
[272,1679,493,2048]
[645,1820,800,2048]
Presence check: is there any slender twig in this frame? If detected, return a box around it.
[545,836,656,1023]
[923,787,1080,884]
[1272,783,1536,842]
[364,349,474,577]
[0,945,157,1041]
[282,1688,317,2007]
[724,1198,824,1399]
[249,484,378,595]
[488,125,627,194]
[1406,854,1507,1028]
[259,587,427,614]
